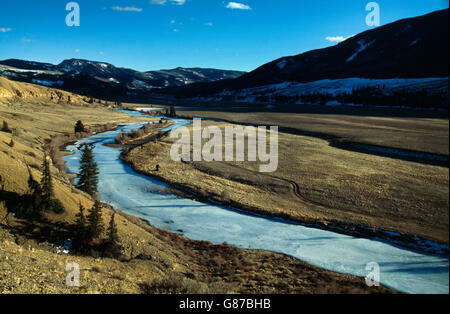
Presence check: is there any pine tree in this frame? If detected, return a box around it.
[74,120,85,133]
[76,144,99,196]
[40,154,54,208]
[168,106,176,117]
[105,212,122,257]
[1,120,11,133]
[25,164,44,218]
[72,202,89,252]
[87,200,104,241]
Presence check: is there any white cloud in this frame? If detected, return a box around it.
[75,49,81,53]
[21,38,32,43]
[151,0,186,5]
[325,35,354,43]
[226,2,251,10]
[205,22,213,27]
[111,6,143,12]
[173,28,180,33]
[0,28,12,33]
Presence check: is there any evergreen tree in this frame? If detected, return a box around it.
[72,202,89,252]
[76,144,99,196]
[87,200,104,241]
[105,212,122,257]
[24,164,44,218]
[1,120,11,133]
[168,106,176,117]
[74,120,85,133]
[40,154,54,208]
[18,161,65,218]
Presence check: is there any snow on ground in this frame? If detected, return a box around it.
[135,107,164,112]
[0,64,62,75]
[325,100,342,107]
[31,79,63,87]
[99,63,109,70]
[277,59,288,70]
[63,110,449,294]
[346,39,376,62]
[212,77,449,104]
[132,80,153,89]
[410,38,420,46]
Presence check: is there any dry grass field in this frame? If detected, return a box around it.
[124,117,449,244]
[0,78,392,294]
[177,109,449,156]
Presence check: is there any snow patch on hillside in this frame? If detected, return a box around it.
[346,39,376,62]
[0,65,61,75]
[225,77,448,96]
[31,79,63,87]
[277,59,288,70]
[410,38,420,46]
[204,77,449,105]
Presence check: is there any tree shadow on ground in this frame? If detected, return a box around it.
[0,189,72,247]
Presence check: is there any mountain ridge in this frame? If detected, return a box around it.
[161,9,449,98]
[0,58,246,98]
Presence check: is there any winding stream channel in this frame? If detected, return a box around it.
[64,109,449,294]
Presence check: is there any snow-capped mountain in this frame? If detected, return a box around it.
[0,58,245,97]
[162,9,449,98]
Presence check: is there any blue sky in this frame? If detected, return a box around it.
[0,0,448,72]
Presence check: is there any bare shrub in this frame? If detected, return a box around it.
[139,273,232,294]
[115,123,156,144]
[220,190,231,203]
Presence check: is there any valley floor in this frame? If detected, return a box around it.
[0,79,392,294]
[123,107,449,245]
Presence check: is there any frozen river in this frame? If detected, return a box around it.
[64,109,449,294]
